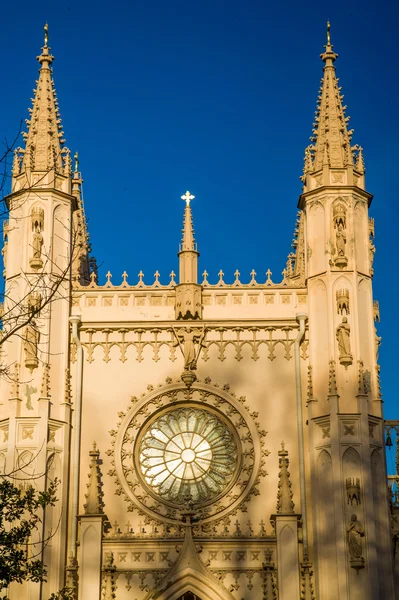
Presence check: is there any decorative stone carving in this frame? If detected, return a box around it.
[276,442,295,514]
[336,288,349,315]
[334,224,347,268]
[333,201,347,230]
[333,201,348,268]
[173,326,207,387]
[347,513,365,571]
[336,317,352,368]
[328,360,338,395]
[30,207,44,270]
[108,379,267,525]
[101,552,117,599]
[84,442,104,515]
[301,558,316,600]
[23,320,39,372]
[346,478,361,506]
[175,283,202,320]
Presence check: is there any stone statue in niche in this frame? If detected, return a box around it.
[30,207,44,270]
[347,514,365,571]
[336,224,346,256]
[173,326,207,388]
[336,316,353,368]
[24,320,39,372]
[333,201,348,269]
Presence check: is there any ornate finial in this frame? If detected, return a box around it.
[356,146,365,174]
[84,443,104,515]
[276,442,295,514]
[181,190,195,206]
[44,22,49,47]
[64,368,72,404]
[307,365,314,403]
[10,363,20,399]
[41,363,51,398]
[326,20,331,46]
[74,151,79,173]
[301,558,316,600]
[328,360,338,395]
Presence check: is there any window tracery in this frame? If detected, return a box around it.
[139,408,237,504]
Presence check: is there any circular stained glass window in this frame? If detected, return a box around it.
[138,407,237,504]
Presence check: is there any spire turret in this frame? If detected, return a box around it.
[178,191,199,283]
[301,22,366,193]
[180,190,197,251]
[175,191,202,319]
[12,24,71,188]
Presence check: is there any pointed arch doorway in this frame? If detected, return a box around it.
[178,594,202,600]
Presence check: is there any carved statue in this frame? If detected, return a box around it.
[347,514,365,560]
[24,320,39,372]
[336,223,346,257]
[32,226,43,259]
[173,327,205,371]
[336,317,352,366]
[30,207,44,269]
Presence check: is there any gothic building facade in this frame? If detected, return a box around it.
[0,24,396,600]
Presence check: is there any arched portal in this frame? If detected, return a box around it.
[178,593,202,600]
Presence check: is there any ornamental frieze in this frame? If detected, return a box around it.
[71,323,308,363]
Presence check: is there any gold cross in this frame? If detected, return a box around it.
[181,190,195,206]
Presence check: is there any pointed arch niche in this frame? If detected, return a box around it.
[308,201,326,276]
[316,449,339,600]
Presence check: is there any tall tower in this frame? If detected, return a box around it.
[301,23,393,599]
[0,25,89,599]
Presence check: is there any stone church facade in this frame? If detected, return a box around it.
[0,23,396,600]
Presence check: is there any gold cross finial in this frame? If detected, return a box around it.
[181,190,195,206]
[327,20,331,45]
[44,22,49,47]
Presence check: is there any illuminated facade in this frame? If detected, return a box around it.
[0,23,396,600]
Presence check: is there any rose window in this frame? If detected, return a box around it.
[138,407,237,504]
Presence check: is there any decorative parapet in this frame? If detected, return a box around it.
[76,270,177,290]
[201,268,306,289]
[76,267,308,291]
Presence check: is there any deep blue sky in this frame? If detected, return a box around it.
[0,1,397,423]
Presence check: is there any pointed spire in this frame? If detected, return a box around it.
[180,191,196,251]
[16,24,70,181]
[276,442,295,514]
[307,22,355,174]
[301,558,316,600]
[84,442,104,515]
[178,190,199,284]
